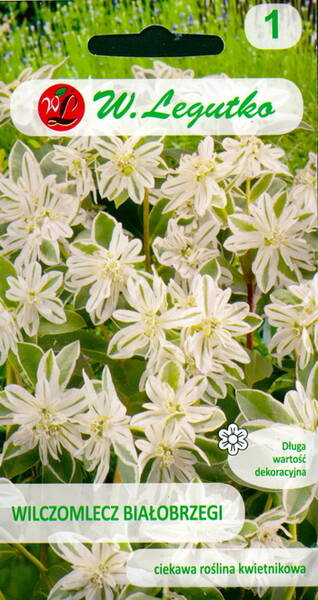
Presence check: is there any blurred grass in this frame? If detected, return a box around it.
[0,0,316,169]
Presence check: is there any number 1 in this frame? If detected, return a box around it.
[265,9,279,39]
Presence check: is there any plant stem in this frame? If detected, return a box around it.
[285,587,296,600]
[239,249,254,350]
[5,362,14,385]
[264,494,273,512]
[246,274,254,350]
[11,543,47,573]
[143,188,151,273]
[244,178,254,350]
[285,522,297,600]
[289,522,297,541]
[40,544,54,590]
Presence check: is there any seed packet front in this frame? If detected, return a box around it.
[0,1,317,599]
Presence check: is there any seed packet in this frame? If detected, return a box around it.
[0,1,317,599]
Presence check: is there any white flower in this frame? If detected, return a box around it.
[0,348,87,466]
[6,262,66,336]
[249,509,291,548]
[179,330,230,399]
[66,213,144,324]
[283,366,318,431]
[162,137,229,217]
[153,218,219,278]
[265,273,318,368]
[0,61,65,127]
[48,542,128,600]
[51,143,97,201]
[75,366,137,483]
[0,300,20,365]
[220,136,291,183]
[225,193,315,293]
[183,274,261,374]
[96,137,165,205]
[136,423,207,482]
[0,142,79,267]
[132,60,194,79]
[132,364,225,436]
[290,152,317,220]
[218,423,248,456]
[108,275,200,360]
[285,382,318,431]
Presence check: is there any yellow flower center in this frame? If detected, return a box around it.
[143,313,161,337]
[35,408,60,435]
[90,416,111,437]
[116,152,136,175]
[157,443,174,466]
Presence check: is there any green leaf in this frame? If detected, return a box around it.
[93,211,116,249]
[277,256,298,283]
[17,342,44,385]
[239,520,258,537]
[297,356,318,391]
[2,446,39,478]
[56,341,80,388]
[74,285,90,309]
[244,350,273,386]
[195,437,227,464]
[8,140,30,182]
[113,440,137,468]
[55,86,67,96]
[38,310,86,335]
[229,215,256,232]
[199,258,220,279]
[194,462,229,483]
[118,587,161,600]
[307,498,318,534]
[245,313,262,331]
[0,549,40,599]
[236,389,294,423]
[307,362,318,399]
[273,192,287,218]
[250,173,274,201]
[114,189,129,208]
[283,485,317,519]
[116,457,137,483]
[160,361,184,391]
[0,256,17,304]
[174,587,224,600]
[73,242,100,255]
[39,240,59,264]
[149,197,172,241]
[43,449,81,483]
[39,330,108,363]
[269,374,295,394]
[106,358,146,404]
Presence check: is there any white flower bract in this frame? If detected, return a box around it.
[6,262,66,336]
[48,542,128,600]
[97,137,165,205]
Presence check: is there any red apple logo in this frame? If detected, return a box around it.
[38,83,85,131]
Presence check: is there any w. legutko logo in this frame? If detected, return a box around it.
[38,83,85,131]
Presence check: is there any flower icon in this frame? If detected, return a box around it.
[218,423,248,456]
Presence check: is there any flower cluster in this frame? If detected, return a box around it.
[0,57,317,600]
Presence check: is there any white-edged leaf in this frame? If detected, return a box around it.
[93,211,116,248]
[283,485,317,519]
[17,342,44,385]
[236,389,294,423]
[56,341,80,388]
